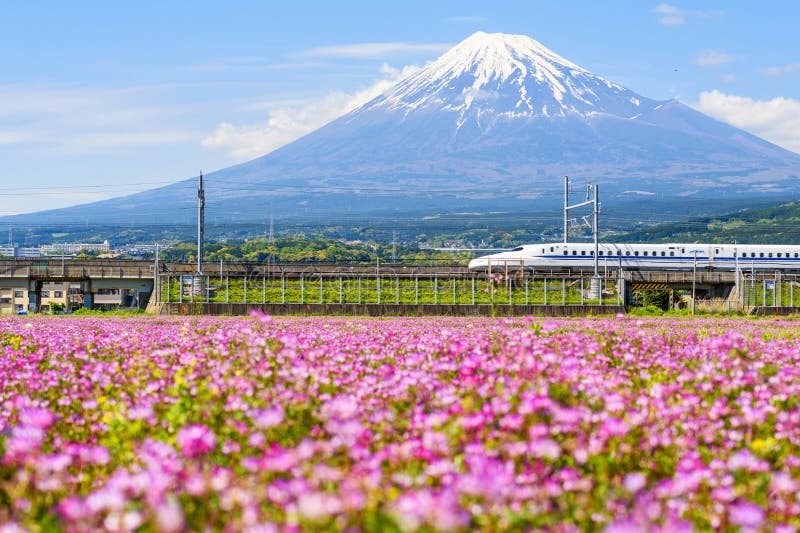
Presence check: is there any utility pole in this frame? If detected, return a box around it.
[154,242,159,304]
[197,171,205,274]
[692,250,698,316]
[592,184,599,278]
[268,214,274,245]
[392,230,397,262]
[591,184,600,300]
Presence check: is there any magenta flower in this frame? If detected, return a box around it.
[176,424,217,458]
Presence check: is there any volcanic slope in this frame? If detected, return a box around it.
[8,31,800,225]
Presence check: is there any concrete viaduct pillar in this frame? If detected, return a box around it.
[27,279,41,313]
[82,280,94,309]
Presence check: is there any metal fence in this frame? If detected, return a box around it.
[741,271,800,308]
[156,272,623,307]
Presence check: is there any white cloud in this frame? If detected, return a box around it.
[653,4,722,25]
[0,84,200,154]
[0,130,36,144]
[696,51,733,67]
[653,4,685,25]
[694,90,800,153]
[202,64,421,159]
[762,63,800,76]
[304,42,451,59]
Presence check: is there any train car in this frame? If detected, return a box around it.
[468,242,800,271]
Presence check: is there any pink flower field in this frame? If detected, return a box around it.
[2,314,800,531]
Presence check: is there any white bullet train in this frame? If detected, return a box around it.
[468,242,800,271]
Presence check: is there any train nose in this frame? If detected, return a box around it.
[468,257,488,270]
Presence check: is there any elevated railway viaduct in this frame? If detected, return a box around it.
[0,259,796,315]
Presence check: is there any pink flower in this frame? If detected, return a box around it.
[297,491,343,520]
[727,449,761,472]
[530,439,561,461]
[19,407,56,429]
[0,522,28,533]
[623,472,647,493]
[3,426,46,462]
[771,471,798,493]
[392,489,468,532]
[323,395,359,420]
[604,518,645,533]
[57,497,88,521]
[249,309,273,323]
[155,495,185,533]
[729,501,765,529]
[252,407,284,429]
[176,424,217,458]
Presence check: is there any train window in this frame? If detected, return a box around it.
[760,253,764,258]
[682,248,685,253]
[634,251,639,256]
[581,251,586,256]
[777,253,782,258]
[572,251,577,256]
[795,253,799,258]
[617,251,621,256]
[670,252,674,256]
[563,250,568,255]
[542,248,545,253]
[512,247,524,251]
[550,247,554,252]
[643,251,648,256]
[769,253,773,258]
[626,251,631,256]
[715,248,719,254]
[599,251,604,256]
[661,251,666,256]
[590,251,594,256]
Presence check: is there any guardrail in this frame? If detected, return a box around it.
[0,265,154,279]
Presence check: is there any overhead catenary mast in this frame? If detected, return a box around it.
[563,177,602,299]
[197,171,205,275]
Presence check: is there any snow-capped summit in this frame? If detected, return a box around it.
[365,31,650,123]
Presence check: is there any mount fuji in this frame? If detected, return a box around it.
[8,31,800,227]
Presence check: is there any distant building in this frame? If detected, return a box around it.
[0,287,27,314]
[0,246,41,258]
[40,240,110,254]
[17,248,41,258]
[39,282,70,313]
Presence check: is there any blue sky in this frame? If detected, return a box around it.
[1,0,799,214]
